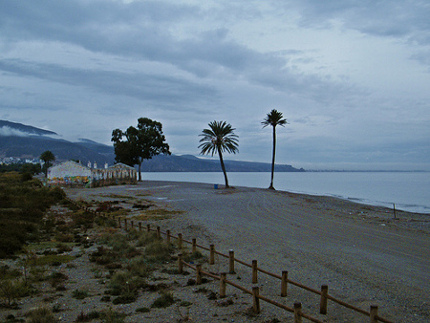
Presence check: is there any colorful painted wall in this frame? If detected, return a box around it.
[48,161,137,187]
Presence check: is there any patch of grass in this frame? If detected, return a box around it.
[89,246,121,266]
[136,232,159,246]
[25,241,60,252]
[55,242,73,253]
[75,310,101,322]
[135,307,150,313]
[0,265,22,280]
[144,240,174,263]
[4,313,25,322]
[72,288,90,300]
[106,271,146,304]
[26,307,57,323]
[100,308,126,323]
[0,173,65,258]
[126,257,154,278]
[48,271,68,288]
[183,250,206,263]
[0,279,30,307]
[28,254,75,266]
[151,291,175,308]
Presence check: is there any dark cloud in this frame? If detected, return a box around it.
[0,0,428,169]
[0,58,217,111]
[284,0,430,45]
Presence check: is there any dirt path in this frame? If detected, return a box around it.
[64,181,430,322]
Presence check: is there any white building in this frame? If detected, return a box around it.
[48,161,137,187]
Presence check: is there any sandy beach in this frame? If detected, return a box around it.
[61,181,430,322]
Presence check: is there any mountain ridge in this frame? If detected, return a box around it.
[0,120,304,172]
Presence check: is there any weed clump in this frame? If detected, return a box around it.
[72,288,90,300]
[151,291,176,308]
[0,279,30,307]
[106,271,146,304]
[26,307,57,323]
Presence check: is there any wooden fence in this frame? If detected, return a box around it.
[68,199,393,323]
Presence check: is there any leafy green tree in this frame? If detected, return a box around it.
[199,121,239,188]
[262,109,288,189]
[40,150,55,177]
[111,118,171,181]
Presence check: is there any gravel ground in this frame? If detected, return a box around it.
[2,181,429,322]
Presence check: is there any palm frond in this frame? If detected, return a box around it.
[262,109,288,128]
[198,120,239,156]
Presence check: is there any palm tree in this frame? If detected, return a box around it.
[262,109,287,190]
[40,150,55,177]
[199,121,239,188]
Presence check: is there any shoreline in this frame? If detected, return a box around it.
[139,172,430,214]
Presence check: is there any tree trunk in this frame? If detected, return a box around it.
[138,162,142,181]
[218,148,229,188]
[269,125,276,189]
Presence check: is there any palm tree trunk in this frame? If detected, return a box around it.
[218,147,229,188]
[269,125,276,189]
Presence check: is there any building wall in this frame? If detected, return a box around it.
[48,161,137,187]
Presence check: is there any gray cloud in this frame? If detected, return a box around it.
[0,0,429,170]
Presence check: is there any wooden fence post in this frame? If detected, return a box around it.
[166,230,171,243]
[196,264,202,285]
[220,273,226,298]
[178,254,183,274]
[294,302,303,323]
[192,238,197,253]
[130,220,134,228]
[138,222,142,231]
[156,226,161,239]
[252,260,258,284]
[320,285,328,314]
[281,270,288,297]
[147,224,151,233]
[209,244,215,265]
[370,305,378,323]
[178,233,183,249]
[124,219,127,231]
[252,287,260,314]
[229,250,235,274]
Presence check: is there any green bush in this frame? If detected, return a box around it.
[75,310,100,322]
[72,288,89,300]
[144,240,173,263]
[0,279,30,307]
[26,306,57,323]
[151,291,175,308]
[126,257,154,278]
[106,271,146,304]
[0,172,66,258]
[100,308,126,323]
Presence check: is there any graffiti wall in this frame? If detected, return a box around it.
[48,161,137,187]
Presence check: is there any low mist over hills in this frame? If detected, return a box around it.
[0,120,304,172]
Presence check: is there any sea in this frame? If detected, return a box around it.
[141,171,430,214]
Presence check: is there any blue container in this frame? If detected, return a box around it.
[214,184,218,189]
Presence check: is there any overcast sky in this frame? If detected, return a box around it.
[1,0,429,170]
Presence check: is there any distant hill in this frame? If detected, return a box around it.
[0,120,57,136]
[140,154,305,172]
[0,120,116,165]
[0,120,304,172]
